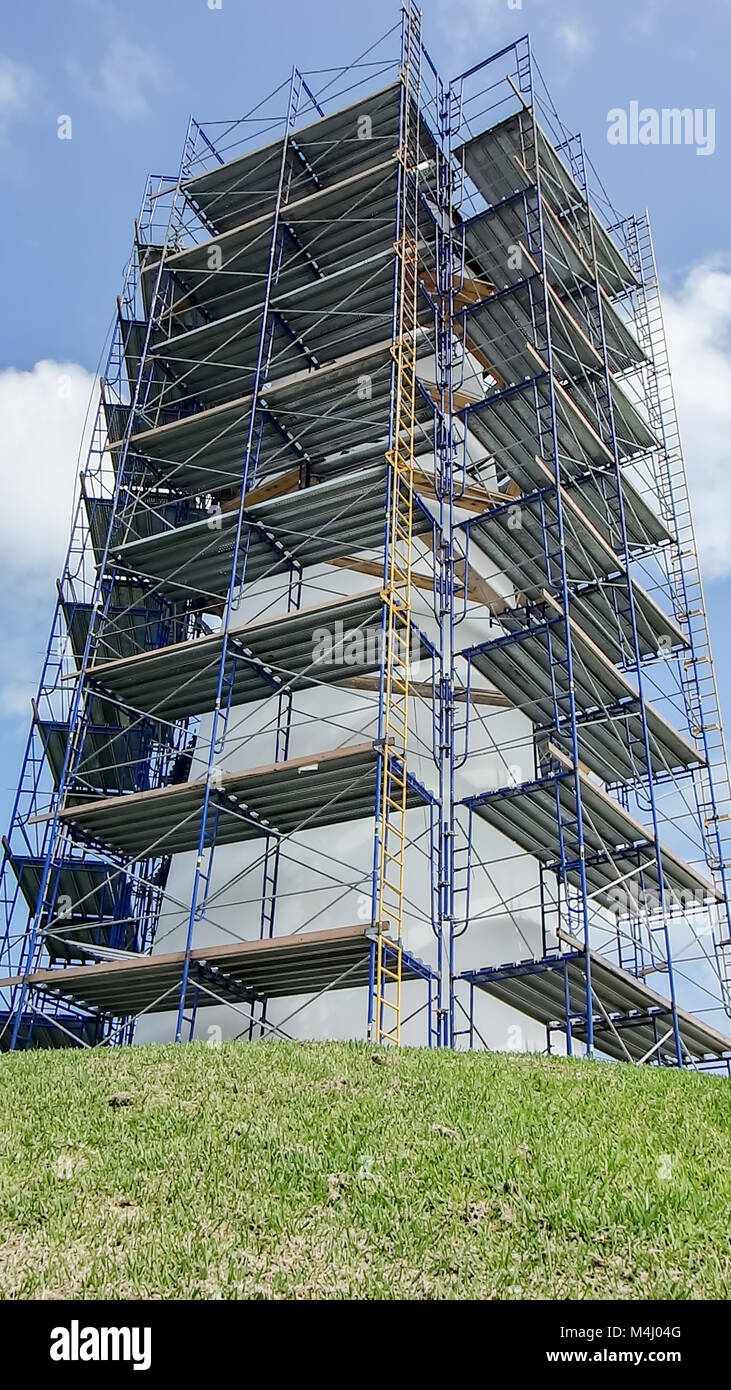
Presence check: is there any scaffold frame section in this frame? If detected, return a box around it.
[0,924,435,1022]
[461,938,731,1066]
[1,6,730,1065]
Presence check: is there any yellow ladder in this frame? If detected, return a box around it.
[374,52,421,1043]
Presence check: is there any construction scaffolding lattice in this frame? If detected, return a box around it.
[2,6,731,1071]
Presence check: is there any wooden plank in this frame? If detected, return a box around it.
[29,739,386,828]
[0,922,387,993]
[342,675,509,708]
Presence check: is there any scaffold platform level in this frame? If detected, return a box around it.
[461,298,655,462]
[472,447,673,557]
[110,464,433,599]
[180,82,434,234]
[146,251,428,411]
[35,716,147,799]
[457,111,639,297]
[465,510,686,663]
[466,272,600,378]
[462,941,731,1065]
[3,846,134,963]
[561,470,673,556]
[30,740,430,858]
[467,482,636,592]
[150,160,403,324]
[114,341,436,497]
[465,744,720,912]
[0,924,433,1020]
[460,375,643,520]
[81,591,427,722]
[464,600,703,785]
[462,202,643,375]
[0,1011,100,1052]
[60,579,168,667]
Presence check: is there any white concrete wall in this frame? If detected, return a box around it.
[134,430,551,1053]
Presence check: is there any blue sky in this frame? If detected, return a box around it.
[1,0,731,826]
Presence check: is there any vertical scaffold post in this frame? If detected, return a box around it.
[431,65,462,1049]
[569,147,683,1065]
[520,45,595,1054]
[174,70,305,1043]
[626,211,731,1018]
[371,2,422,1045]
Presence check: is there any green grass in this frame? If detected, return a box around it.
[0,1041,730,1299]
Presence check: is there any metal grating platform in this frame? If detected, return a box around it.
[461,364,633,504]
[118,340,435,497]
[3,847,135,962]
[84,590,429,722]
[149,160,403,328]
[465,744,720,911]
[464,491,686,660]
[463,941,731,1064]
[149,249,414,410]
[31,740,430,859]
[180,83,432,233]
[35,718,148,798]
[457,110,638,298]
[462,198,643,374]
[465,271,601,385]
[111,464,434,602]
[464,595,702,783]
[0,923,431,1019]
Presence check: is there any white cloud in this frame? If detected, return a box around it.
[664,262,731,580]
[70,35,167,121]
[628,0,661,38]
[436,0,505,64]
[0,54,38,136]
[0,360,96,584]
[438,2,591,66]
[0,359,97,720]
[555,20,590,54]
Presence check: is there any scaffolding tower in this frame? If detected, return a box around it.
[2,7,731,1070]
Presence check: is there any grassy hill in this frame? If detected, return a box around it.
[0,1040,729,1299]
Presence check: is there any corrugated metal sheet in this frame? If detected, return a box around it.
[112,465,433,601]
[464,946,731,1062]
[4,853,136,963]
[465,273,601,386]
[181,84,437,234]
[0,923,429,1018]
[465,756,720,910]
[462,371,614,490]
[463,487,684,659]
[462,197,643,374]
[121,340,435,496]
[149,247,418,410]
[465,481,622,594]
[34,740,427,858]
[146,160,402,327]
[465,600,702,782]
[456,110,638,299]
[61,582,177,668]
[35,720,147,798]
[88,589,428,722]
